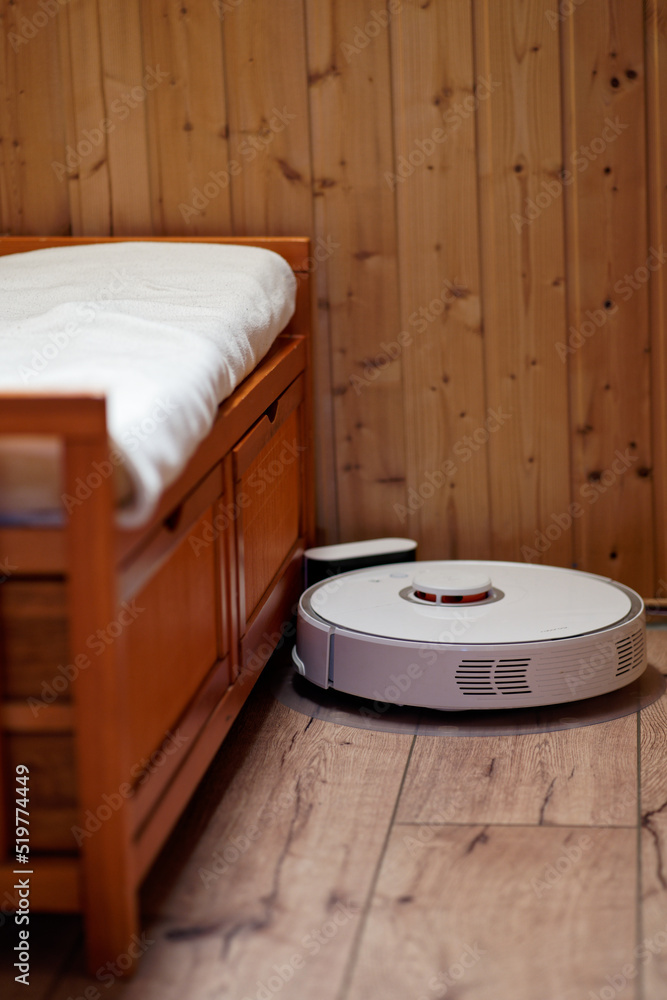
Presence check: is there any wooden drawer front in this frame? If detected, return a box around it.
[123,506,219,769]
[3,733,78,852]
[0,580,69,700]
[236,406,302,628]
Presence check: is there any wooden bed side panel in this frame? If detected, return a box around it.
[121,506,221,769]
[237,408,302,626]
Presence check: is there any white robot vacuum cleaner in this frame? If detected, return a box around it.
[293,560,646,710]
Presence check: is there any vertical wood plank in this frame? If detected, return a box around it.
[473,0,572,568]
[221,0,334,538]
[223,0,312,237]
[57,0,111,234]
[639,666,667,994]
[97,0,153,235]
[140,0,232,235]
[646,0,667,595]
[390,0,490,558]
[0,0,70,235]
[305,0,407,540]
[561,0,653,594]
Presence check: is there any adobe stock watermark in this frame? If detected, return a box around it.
[51,67,169,181]
[339,0,402,62]
[527,833,594,898]
[238,612,297,686]
[7,0,70,53]
[198,785,297,886]
[240,901,360,1000]
[179,106,297,223]
[65,932,155,998]
[349,275,473,395]
[520,447,638,561]
[556,246,667,361]
[396,794,465,862]
[511,117,628,233]
[71,729,189,846]
[188,437,306,556]
[0,557,18,585]
[18,269,130,383]
[588,920,667,1000]
[416,942,486,1000]
[357,648,435,720]
[385,75,501,190]
[393,407,511,523]
[294,235,340,284]
[60,397,178,514]
[358,619,476,721]
[545,0,586,29]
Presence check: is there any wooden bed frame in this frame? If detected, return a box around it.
[0,235,314,973]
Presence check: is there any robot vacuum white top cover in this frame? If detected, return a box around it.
[293,561,646,711]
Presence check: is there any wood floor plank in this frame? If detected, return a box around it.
[345,824,637,1000]
[639,666,667,995]
[646,626,667,674]
[396,719,638,827]
[640,823,667,997]
[91,687,413,1000]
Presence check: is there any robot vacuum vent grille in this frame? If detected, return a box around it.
[455,660,532,697]
[616,630,644,677]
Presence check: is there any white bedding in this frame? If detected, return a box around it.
[0,241,296,527]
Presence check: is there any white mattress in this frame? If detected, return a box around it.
[0,241,296,527]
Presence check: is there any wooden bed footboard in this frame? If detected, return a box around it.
[0,236,315,974]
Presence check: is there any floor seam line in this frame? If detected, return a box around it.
[637,704,644,1000]
[335,734,417,1000]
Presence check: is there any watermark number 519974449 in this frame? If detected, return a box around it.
[14,764,31,986]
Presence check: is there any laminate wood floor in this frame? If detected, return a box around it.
[4,627,667,1000]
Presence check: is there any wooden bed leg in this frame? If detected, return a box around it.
[64,415,139,976]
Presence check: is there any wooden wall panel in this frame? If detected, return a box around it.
[221,0,337,534]
[306,0,406,539]
[562,0,653,595]
[98,0,153,235]
[1,0,666,591]
[223,0,312,236]
[646,0,667,591]
[390,0,489,558]
[473,0,572,568]
[58,0,111,234]
[0,0,70,235]
[140,0,231,235]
